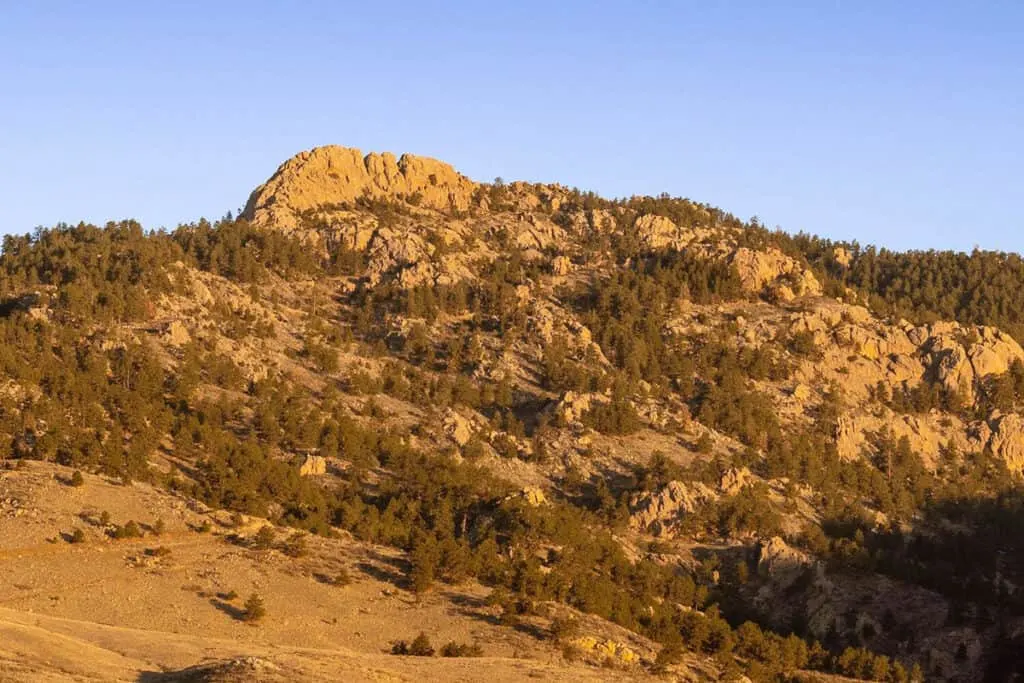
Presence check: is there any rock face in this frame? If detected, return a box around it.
[987,412,1024,473]
[729,247,822,300]
[242,146,478,230]
[922,324,1024,402]
[443,410,473,447]
[162,320,191,347]
[635,214,682,251]
[299,454,327,476]
[629,481,715,536]
[757,536,810,585]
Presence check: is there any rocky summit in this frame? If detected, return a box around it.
[242,145,478,229]
[3,146,1024,681]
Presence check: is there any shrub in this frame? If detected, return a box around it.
[335,567,352,586]
[113,520,143,539]
[282,532,308,558]
[440,641,483,657]
[550,616,580,642]
[243,593,266,622]
[70,470,85,487]
[252,525,276,550]
[409,632,435,656]
[152,518,166,535]
[70,528,86,544]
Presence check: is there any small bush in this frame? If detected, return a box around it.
[69,470,85,487]
[252,525,276,550]
[152,518,166,535]
[70,528,86,544]
[550,616,580,642]
[99,510,111,526]
[113,520,143,539]
[282,532,308,558]
[243,593,266,622]
[440,641,483,657]
[388,633,437,657]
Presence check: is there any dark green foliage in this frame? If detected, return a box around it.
[252,525,276,550]
[0,221,178,322]
[392,632,435,656]
[112,520,142,539]
[173,217,321,282]
[549,616,580,642]
[69,470,84,487]
[581,396,641,435]
[69,528,86,544]
[440,641,483,657]
[242,593,266,623]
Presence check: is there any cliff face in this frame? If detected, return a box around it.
[241,146,478,230]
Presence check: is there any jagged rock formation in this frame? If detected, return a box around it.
[987,412,1024,473]
[242,145,478,230]
[629,480,716,536]
[730,247,822,301]
[299,454,328,476]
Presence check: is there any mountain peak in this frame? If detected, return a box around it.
[241,145,478,229]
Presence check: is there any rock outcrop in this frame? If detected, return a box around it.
[729,247,822,301]
[987,412,1024,473]
[629,480,715,536]
[242,146,478,230]
[756,536,810,588]
[299,454,327,476]
[443,410,473,447]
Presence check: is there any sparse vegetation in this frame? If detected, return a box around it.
[3,152,1023,681]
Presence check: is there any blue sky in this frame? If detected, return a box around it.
[1,2,1021,252]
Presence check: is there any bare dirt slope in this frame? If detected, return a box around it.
[0,462,665,682]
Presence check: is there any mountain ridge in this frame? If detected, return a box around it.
[2,146,1024,680]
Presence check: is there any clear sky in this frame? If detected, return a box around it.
[2,2,1021,252]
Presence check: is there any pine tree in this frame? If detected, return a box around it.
[243,593,266,623]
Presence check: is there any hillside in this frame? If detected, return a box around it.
[2,145,1024,681]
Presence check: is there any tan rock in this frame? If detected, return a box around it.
[987,412,1024,473]
[730,247,822,299]
[299,454,327,476]
[522,487,547,507]
[242,146,478,230]
[552,255,573,276]
[719,467,754,496]
[634,214,680,250]
[162,320,191,347]
[629,480,715,536]
[553,391,594,426]
[443,411,473,447]
[833,246,853,268]
[756,536,810,589]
